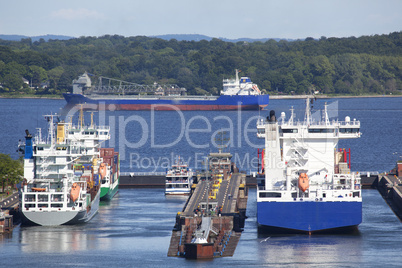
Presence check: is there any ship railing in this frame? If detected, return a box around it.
[338,120,360,126]
[359,171,379,176]
[277,119,360,127]
[166,179,190,183]
[121,172,166,177]
[88,93,218,100]
[257,186,283,191]
[22,190,69,208]
[69,125,110,130]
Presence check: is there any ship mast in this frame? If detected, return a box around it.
[304,96,311,124]
[79,104,84,129]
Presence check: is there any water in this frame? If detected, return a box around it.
[1,97,401,173]
[1,97,402,266]
[1,189,401,267]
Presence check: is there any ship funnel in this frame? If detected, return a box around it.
[24,131,33,159]
[269,110,276,122]
[25,129,31,137]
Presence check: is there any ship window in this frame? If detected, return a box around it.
[51,204,63,208]
[259,192,281,198]
[25,194,36,202]
[38,203,48,208]
[282,129,298,133]
[52,194,63,202]
[25,204,36,209]
[353,192,360,197]
[340,128,359,133]
[38,195,48,202]
[308,128,334,133]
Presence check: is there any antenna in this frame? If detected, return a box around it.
[88,111,98,127]
[289,106,295,125]
[214,130,230,152]
[304,96,312,124]
[79,104,84,128]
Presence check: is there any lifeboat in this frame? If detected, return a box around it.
[70,182,80,202]
[298,173,309,192]
[31,187,46,192]
[99,163,107,179]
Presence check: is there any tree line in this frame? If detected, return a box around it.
[0,154,23,195]
[0,32,401,96]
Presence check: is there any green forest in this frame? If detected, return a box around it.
[0,32,401,96]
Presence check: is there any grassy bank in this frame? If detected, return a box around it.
[0,93,63,99]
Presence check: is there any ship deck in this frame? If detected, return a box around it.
[167,173,248,258]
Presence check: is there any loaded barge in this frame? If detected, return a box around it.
[167,150,248,259]
[63,70,269,111]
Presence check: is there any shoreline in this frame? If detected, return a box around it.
[0,94,401,101]
[0,95,63,100]
[269,94,402,99]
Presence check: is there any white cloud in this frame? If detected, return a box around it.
[51,8,103,20]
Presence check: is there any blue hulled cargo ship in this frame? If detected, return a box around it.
[63,70,269,111]
[256,98,362,233]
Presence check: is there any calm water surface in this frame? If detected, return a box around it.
[1,189,401,267]
[0,97,401,267]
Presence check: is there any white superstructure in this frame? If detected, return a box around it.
[19,111,110,226]
[165,157,194,195]
[221,69,261,96]
[255,97,362,232]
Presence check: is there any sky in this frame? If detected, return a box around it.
[0,0,401,39]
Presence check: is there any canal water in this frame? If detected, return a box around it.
[1,97,401,266]
[1,188,401,267]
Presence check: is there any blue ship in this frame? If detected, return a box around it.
[256,98,362,233]
[63,70,269,111]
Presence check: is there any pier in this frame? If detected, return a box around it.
[0,192,19,233]
[375,162,402,221]
[166,150,248,258]
[358,162,402,221]
[167,173,248,258]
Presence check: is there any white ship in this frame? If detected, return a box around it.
[256,97,362,233]
[165,157,194,195]
[19,111,111,226]
[221,69,262,96]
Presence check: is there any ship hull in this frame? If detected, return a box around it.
[21,190,100,226]
[165,189,191,195]
[63,93,269,111]
[257,201,362,233]
[100,180,119,201]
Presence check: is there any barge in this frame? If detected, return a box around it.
[63,70,269,111]
[167,150,248,258]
